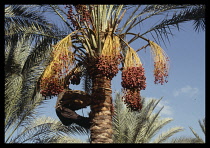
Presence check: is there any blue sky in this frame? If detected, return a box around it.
[36,5,205,142]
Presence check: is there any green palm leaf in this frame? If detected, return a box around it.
[152,127,183,143]
[169,137,202,143]
[140,5,205,45]
[7,116,85,143]
[199,118,205,135]
[113,93,183,143]
[5,5,68,141]
[166,118,205,143]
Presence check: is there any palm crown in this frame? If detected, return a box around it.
[39,5,172,109]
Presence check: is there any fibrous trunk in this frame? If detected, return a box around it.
[90,75,113,143]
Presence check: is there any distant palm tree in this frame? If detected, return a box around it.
[4,5,76,142]
[112,93,183,143]
[168,118,205,143]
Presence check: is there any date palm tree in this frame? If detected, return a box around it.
[5,4,205,143]
[36,5,205,143]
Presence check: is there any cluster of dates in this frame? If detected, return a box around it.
[89,54,122,79]
[121,66,146,90]
[154,61,168,85]
[66,5,78,29]
[124,89,142,111]
[40,77,64,97]
[66,5,92,28]
[40,52,71,97]
[121,66,146,111]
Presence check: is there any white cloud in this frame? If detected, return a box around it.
[145,97,173,116]
[156,100,173,116]
[173,85,199,97]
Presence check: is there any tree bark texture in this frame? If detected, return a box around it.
[90,75,113,143]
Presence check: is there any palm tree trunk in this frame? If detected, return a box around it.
[90,74,113,143]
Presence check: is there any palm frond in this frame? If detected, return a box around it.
[138,106,164,143]
[5,37,52,125]
[143,117,173,142]
[168,137,202,143]
[5,5,55,42]
[5,38,56,125]
[168,118,205,143]
[5,74,23,129]
[199,118,205,135]
[189,126,204,143]
[40,134,84,143]
[5,34,31,76]
[118,5,140,34]
[49,5,74,31]
[19,65,46,111]
[186,5,205,32]
[7,116,86,143]
[113,93,133,143]
[5,37,61,144]
[121,5,188,35]
[113,94,183,143]
[21,38,53,74]
[141,5,205,44]
[5,4,67,106]
[152,126,183,143]
[5,92,43,143]
[5,5,66,59]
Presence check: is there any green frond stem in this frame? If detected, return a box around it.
[5,31,61,40]
[189,126,204,143]
[128,5,189,35]
[198,118,205,135]
[116,33,150,55]
[122,32,150,42]
[136,43,150,52]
